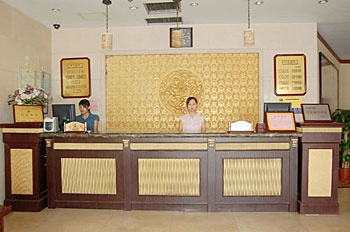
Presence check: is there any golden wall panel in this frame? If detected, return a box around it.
[216,142,290,151]
[10,149,33,195]
[106,53,259,133]
[54,143,123,150]
[2,128,43,133]
[223,158,282,196]
[130,142,207,150]
[297,127,342,133]
[308,149,332,197]
[61,158,117,195]
[138,158,200,196]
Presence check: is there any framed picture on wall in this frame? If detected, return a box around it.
[274,54,306,96]
[60,57,91,98]
[301,104,332,123]
[170,27,193,48]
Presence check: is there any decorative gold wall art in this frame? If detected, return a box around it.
[60,57,91,98]
[106,53,259,133]
[274,54,306,96]
[159,69,204,115]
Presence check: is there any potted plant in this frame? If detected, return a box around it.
[8,84,49,106]
[332,109,350,184]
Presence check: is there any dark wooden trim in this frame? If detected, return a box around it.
[318,32,350,64]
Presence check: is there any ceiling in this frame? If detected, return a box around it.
[2,0,350,60]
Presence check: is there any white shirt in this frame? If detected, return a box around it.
[181,112,205,133]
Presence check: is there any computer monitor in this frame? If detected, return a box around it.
[52,104,76,131]
[263,102,292,123]
[264,102,292,113]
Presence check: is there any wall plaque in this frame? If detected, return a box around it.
[274,54,306,96]
[60,57,91,98]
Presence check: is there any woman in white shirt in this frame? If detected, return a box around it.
[179,97,206,133]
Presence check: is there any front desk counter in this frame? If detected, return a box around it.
[41,132,300,212]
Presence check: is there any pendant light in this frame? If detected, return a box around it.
[170,0,183,48]
[102,0,113,50]
[243,0,255,46]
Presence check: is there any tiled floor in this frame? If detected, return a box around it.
[4,188,350,232]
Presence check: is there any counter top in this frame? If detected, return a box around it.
[39,132,301,139]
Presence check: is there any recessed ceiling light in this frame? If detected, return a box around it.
[51,8,61,12]
[129,6,138,10]
[190,2,199,7]
[254,1,264,5]
[318,0,328,4]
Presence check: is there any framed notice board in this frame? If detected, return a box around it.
[265,112,296,132]
[301,104,332,123]
[274,54,306,96]
[60,57,91,98]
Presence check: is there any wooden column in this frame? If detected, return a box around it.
[297,123,343,214]
[0,124,47,211]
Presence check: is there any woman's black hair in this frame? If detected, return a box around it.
[79,99,90,108]
[186,96,198,106]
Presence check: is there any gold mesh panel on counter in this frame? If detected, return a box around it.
[61,158,117,195]
[10,149,33,195]
[308,149,333,197]
[106,53,259,133]
[216,142,290,151]
[223,158,282,196]
[138,158,200,196]
[54,143,123,150]
[130,142,207,150]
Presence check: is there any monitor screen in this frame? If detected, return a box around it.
[264,102,292,113]
[52,104,76,131]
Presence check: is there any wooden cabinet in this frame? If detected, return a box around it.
[1,124,47,211]
[297,123,343,214]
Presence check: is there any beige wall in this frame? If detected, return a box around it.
[318,40,350,109]
[52,23,318,131]
[339,65,350,109]
[0,2,51,204]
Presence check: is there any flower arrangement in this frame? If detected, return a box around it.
[8,84,49,105]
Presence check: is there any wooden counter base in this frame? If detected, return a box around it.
[43,133,299,212]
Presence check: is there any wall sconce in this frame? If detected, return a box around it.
[102,0,113,50]
[243,0,255,46]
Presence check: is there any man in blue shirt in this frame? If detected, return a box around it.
[75,99,100,133]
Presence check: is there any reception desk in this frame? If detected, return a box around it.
[42,133,300,212]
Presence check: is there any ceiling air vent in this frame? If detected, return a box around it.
[145,17,182,25]
[144,1,181,15]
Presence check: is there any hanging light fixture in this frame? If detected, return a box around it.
[170,0,183,48]
[102,0,113,50]
[243,0,255,46]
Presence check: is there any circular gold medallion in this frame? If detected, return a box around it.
[159,69,203,114]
